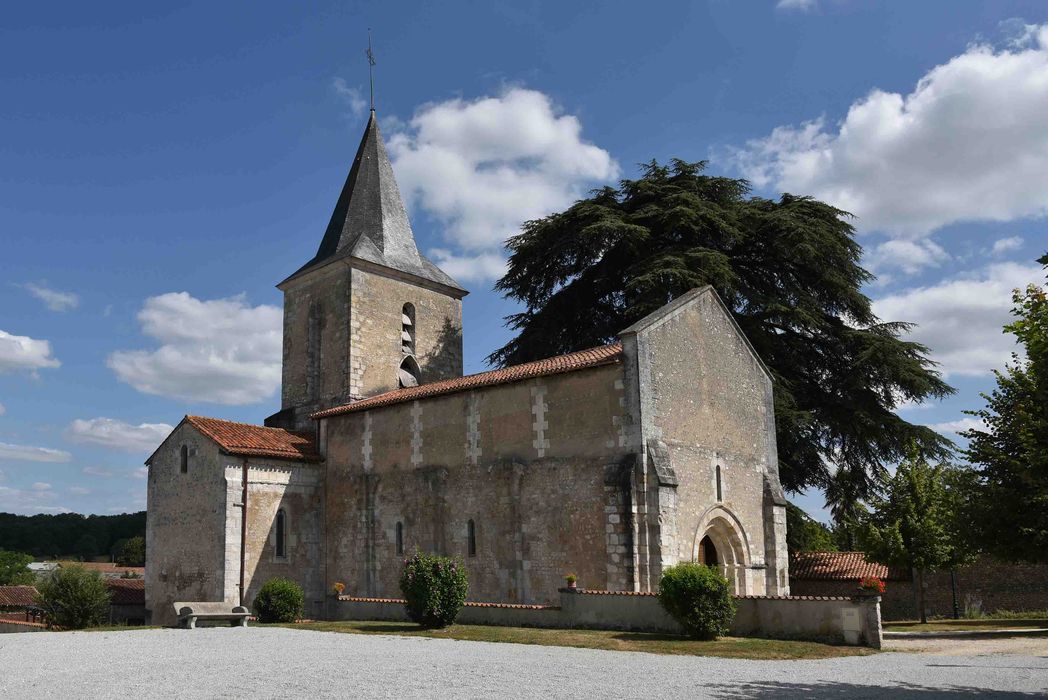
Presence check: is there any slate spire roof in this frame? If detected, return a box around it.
[281,110,465,293]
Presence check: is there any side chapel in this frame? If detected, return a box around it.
[145,109,790,625]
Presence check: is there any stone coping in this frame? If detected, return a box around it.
[337,596,559,611]
[338,591,854,605]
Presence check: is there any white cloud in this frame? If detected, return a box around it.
[428,249,509,284]
[20,282,79,312]
[734,25,1048,256]
[31,482,51,491]
[83,467,115,478]
[867,239,950,277]
[991,236,1024,255]
[67,417,174,453]
[777,0,818,10]
[108,292,282,405]
[0,441,71,463]
[131,467,148,479]
[0,484,69,514]
[333,78,368,117]
[0,403,5,416]
[0,330,60,374]
[69,486,91,495]
[927,417,986,435]
[873,261,1043,377]
[388,88,618,281]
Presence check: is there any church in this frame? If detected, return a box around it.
[144,109,790,626]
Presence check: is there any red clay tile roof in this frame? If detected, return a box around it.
[790,551,910,581]
[0,586,39,607]
[313,342,624,419]
[186,415,321,462]
[106,578,145,605]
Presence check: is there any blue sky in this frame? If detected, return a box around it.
[2,1,1047,519]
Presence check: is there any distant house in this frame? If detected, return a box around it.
[52,561,145,579]
[27,562,59,577]
[0,585,42,624]
[106,578,146,625]
[790,551,1048,621]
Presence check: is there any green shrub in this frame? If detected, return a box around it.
[36,565,112,629]
[657,562,736,640]
[399,551,469,628]
[253,578,304,623]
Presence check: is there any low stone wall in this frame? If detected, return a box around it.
[0,619,47,634]
[331,589,882,648]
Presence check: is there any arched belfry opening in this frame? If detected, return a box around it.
[398,355,420,388]
[693,506,751,594]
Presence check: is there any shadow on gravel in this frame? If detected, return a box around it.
[705,681,1046,698]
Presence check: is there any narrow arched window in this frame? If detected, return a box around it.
[180,445,188,474]
[715,465,723,502]
[401,303,415,355]
[395,521,404,555]
[275,509,287,559]
[467,519,476,558]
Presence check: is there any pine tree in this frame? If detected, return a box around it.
[492,160,953,496]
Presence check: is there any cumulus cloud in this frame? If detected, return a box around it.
[734,24,1048,272]
[867,239,950,277]
[20,282,79,312]
[777,0,818,10]
[333,78,368,117]
[108,292,282,405]
[83,467,115,478]
[0,403,5,416]
[69,486,91,495]
[67,417,174,453]
[388,88,618,282]
[131,467,149,479]
[0,485,68,514]
[0,330,60,374]
[0,441,71,463]
[927,417,986,435]
[873,261,1043,377]
[991,236,1024,255]
[31,482,51,491]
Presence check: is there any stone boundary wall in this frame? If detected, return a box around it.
[331,589,882,648]
[0,619,47,634]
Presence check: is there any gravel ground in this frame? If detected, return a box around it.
[2,627,1046,699]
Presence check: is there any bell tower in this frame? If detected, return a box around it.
[266,111,467,431]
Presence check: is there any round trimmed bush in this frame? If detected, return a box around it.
[36,564,112,630]
[657,562,736,640]
[399,551,469,628]
[253,577,304,623]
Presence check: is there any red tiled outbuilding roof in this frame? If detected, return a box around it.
[54,561,145,577]
[0,585,39,607]
[790,551,910,581]
[185,415,321,462]
[106,578,145,605]
[312,342,624,419]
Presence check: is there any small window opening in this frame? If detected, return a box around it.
[276,509,287,559]
[395,521,404,555]
[398,355,420,388]
[715,464,723,502]
[401,303,415,355]
[180,445,189,474]
[467,519,476,558]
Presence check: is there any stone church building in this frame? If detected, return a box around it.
[145,110,790,625]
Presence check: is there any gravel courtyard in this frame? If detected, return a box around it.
[2,627,1046,698]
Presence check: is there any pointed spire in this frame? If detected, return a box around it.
[281,113,464,292]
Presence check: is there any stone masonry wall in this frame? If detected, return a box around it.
[322,363,629,605]
[145,423,229,627]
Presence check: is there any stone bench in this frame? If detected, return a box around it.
[173,602,250,629]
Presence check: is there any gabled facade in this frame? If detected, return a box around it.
[145,111,790,625]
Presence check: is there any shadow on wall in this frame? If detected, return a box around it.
[419,317,462,381]
[704,681,1045,698]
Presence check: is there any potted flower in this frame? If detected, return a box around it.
[564,573,578,590]
[332,581,346,596]
[857,576,886,595]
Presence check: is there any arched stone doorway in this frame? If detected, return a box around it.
[693,506,752,594]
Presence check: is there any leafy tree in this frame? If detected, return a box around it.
[36,565,112,629]
[491,160,952,499]
[116,536,146,567]
[0,511,145,560]
[962,253,1048,562]
[860,448,966,623]
[785,503,837,558]
[0,549,35,585]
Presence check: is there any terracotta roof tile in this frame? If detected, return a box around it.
[790,551,910,581]
[185,416,321,462]
[54,561,145,577]
[0,586,39,607]
[313,342,624,419]
[106,578,145,605]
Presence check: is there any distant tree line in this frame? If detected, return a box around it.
[0,511,146,562]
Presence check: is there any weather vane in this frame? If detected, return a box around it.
[366,29,376,111]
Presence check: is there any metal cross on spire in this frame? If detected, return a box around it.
[366,29,376,112]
